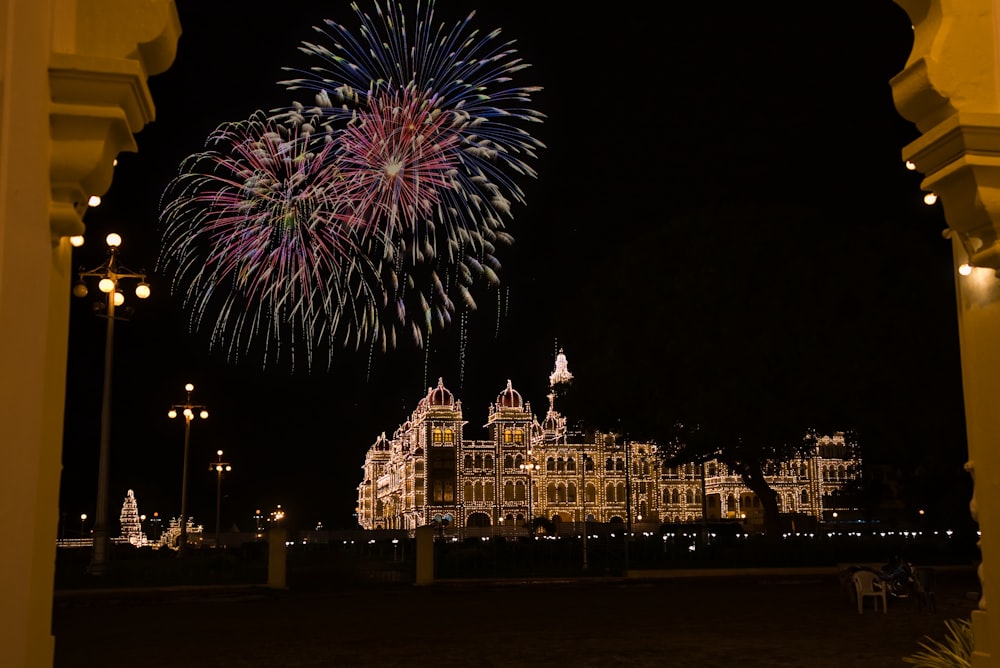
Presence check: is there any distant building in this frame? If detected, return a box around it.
[357,354,861,534]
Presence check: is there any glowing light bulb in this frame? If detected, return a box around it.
[959,263,973,276]
[923,192,938,205]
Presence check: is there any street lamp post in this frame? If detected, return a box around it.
[80,513,87,539]
[168,383,208,557]
[209,449,232,547]
[147,511,161,541]
[72,232,150,575]
[619,435,631,571]
[519,453,537,533]
[581,448,589,572]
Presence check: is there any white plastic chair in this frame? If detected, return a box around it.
[852,570,887,614]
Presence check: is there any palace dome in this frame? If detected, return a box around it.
[373,432,391,451]
[497,379,522,408]
[428,378,454,406]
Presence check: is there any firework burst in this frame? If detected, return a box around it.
[277,0,544,351]
[157,111,383,371]
[158,0,543,372]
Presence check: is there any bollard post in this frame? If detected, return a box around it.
[415,525,435,586]
[268,528,287,589]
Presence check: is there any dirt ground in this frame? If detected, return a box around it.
[52,566,981,668]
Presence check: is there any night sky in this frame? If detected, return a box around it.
[59,2,967,534]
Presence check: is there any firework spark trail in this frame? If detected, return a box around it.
[157,112,383,371]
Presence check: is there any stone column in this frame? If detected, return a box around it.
[892,1,1000,664]
[0,2,179,666]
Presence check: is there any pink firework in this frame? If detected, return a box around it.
[158,111,384,371]
[337,87,461,244]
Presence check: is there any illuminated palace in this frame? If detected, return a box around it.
[356,354,861,533]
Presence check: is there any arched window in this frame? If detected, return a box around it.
[616,483,626,502]
[444,428,454,443]
[801,489,809,504]
[434,482,443,502]
[474,454,483,469]
[484,455,494,470]
[514,429,524,444]
[567,483,577,503]
[616,458,625,472]
[606,483,615,501]
[557,458,566,472]
[504,481,515,501]
[585,457,594,472]
[504,455,514,469]
[823,467,830,481]
[586,484,596,504]
[838,465,846,480]
[567,458,576,472]
[485,482,494,499]
[547,484,557,503]
[444,484,453,502]
[642,461,650,475]
[464,455,473,469]
[605,458,614,471]
[474,481,484,502]
[515,480,526,501]
[686,489,694,504]
[464,482,474,500]
[514,454,524,469]
[672,489,680,504]
[547,458,556,472]
[504,429,513,444]
[432,428,443,443]
[663,489,670,504]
